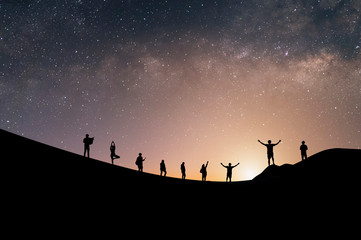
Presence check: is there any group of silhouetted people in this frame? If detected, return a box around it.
[135,153,204,181]
[257,139,308,166]
[83,134,309,182]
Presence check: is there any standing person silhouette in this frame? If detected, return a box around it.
[220,162,240,182]
[135,153,146,172]
[83,134,94,158]
[300,141,308,161]
[110,141,120,165]
[180,162,186,179]
[258,139,281,166]
[160,160,167,176]
[200,161,209,181]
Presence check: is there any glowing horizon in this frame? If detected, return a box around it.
[1,1,360,181]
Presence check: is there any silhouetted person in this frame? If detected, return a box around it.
[83,134,94,158]
[160,160,167,176]
[220,162,240,182]
[300,141,308,161]
[110,141,120,165]
[200,161,209,181]
[258,139,281,166]
[135,153,146,172]
[181,162,186,179]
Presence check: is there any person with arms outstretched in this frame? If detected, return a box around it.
[135,153,146,172]
[110,141,120,165]
[220,162,240,182]
[180,162,186,179]
[200,161,209,181]
[300,141,308,161]
[83,134,94,158]
[160,160,167,176]
[258,139,281,166]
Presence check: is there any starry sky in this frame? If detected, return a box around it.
[1,0,361,181]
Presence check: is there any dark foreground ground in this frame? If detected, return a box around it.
[3,129,361,235]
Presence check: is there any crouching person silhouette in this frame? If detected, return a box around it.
[220,162,240,182]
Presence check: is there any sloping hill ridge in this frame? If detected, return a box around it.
[4,128,361,202]
[4,128,361,232]
[3,129,248,196]
[254,148,361,182]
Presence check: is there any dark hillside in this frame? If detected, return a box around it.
[3,129,361,229]
[4,128,361,197]
[254,148,361,182]
[2,129,249,199]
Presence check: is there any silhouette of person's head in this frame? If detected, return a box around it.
[302,141,305,144]
[86,134,89,137]
[139,153,142,156]
[268,140,271,144]
[228,163,232,166]
[161,160,164,163]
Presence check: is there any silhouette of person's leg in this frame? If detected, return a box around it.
[84,147,89,158]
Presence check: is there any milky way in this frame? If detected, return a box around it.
[1,0,361,180]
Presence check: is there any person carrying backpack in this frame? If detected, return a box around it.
[135,153,146,172]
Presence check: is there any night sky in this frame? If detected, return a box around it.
[1,0,361,181]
